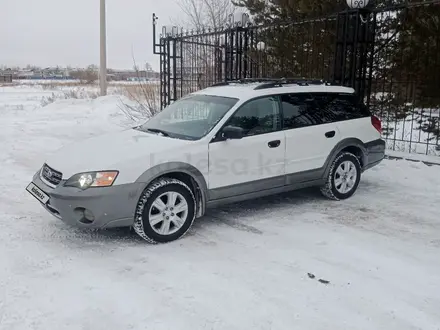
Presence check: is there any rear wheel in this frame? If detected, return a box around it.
[321,152,361,201]
[134,178,196,243]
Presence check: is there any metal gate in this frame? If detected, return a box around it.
[153,1,440,156]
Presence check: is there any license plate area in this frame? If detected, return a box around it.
[26,182,50,204]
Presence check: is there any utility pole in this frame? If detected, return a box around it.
[100,0,107,96]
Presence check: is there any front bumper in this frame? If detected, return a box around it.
[30,171,144,229]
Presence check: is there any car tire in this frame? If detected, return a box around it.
[133,177,196,244]
[320,152,361,201]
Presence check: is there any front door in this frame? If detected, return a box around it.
[208,96,285,200]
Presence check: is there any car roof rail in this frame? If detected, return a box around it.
[210,78,282,87]
[210,81,230,87]
[209,78,333,89]
[254,78,332,90]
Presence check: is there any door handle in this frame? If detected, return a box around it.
[268,140,281,148]
[325,130,336,138]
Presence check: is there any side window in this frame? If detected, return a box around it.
[227,96,281,136]
[280,93,323,129]
[313,93,370,123]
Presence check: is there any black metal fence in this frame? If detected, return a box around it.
[369,2,440,156]
[153,0,440,156]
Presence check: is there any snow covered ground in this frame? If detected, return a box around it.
[1,85,440,330]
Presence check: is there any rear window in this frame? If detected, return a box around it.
[312,93,370,122]
[280,93,323,129]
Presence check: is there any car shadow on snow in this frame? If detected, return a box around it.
[190,181,386,239]
[356,178,384,192]
[48,221,144,245]
[190,188,328,234]
[208,187,323,216]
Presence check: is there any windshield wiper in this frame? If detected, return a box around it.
[146,128,170,137]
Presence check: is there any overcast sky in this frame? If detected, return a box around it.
[0,0,180,70]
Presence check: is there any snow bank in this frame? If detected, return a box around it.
[0,87,146,174]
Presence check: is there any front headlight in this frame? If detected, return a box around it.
[64,171,119,189]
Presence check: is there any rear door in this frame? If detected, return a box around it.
[312,93,378,143]
[281,93,341,177]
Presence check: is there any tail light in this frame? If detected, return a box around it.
[371,115,382,134]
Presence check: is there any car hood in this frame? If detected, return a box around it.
[45,128,190,179]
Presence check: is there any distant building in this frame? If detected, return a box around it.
[0,68,14,81]
[16,70,35,79]
[107,69,159,81]
[0,74,13,83]
[4,67,72,80]
[40,67,71,79]
[1,66,157,81]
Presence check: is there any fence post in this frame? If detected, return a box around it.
[157,25,180,109]
[333,5,376,104]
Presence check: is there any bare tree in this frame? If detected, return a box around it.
[70,65,98,84]
[172,0,237,91]
[175,0,236,30]
[118,56,160,120]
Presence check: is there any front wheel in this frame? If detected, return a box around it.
[320,152,361,201]
[134,178,196,243]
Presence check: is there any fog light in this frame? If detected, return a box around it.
[84,209,95,222]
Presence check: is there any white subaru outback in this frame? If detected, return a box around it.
[26,79,385,243]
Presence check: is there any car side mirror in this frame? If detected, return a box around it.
[221,125,244,140]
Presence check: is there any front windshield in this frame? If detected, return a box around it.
[138,94,238,140]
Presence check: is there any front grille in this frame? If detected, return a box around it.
[41,164,63,187]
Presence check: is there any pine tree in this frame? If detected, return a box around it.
[231,0,348,78]
[232,0,346,23]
